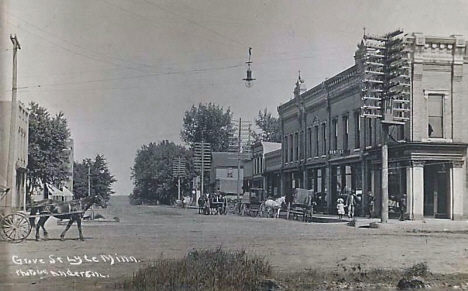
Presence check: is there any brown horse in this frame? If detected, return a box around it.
[29,195,107,241]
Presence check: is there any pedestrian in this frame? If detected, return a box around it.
[346,191,357,218]
[367,191,375,219]
[337,197,345,219]
[399,194,407,221]
[197,196,204,214]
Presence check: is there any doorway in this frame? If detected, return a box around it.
[423,163,450,218]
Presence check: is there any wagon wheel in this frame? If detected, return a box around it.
[264,206,274,218]
[1,213,32,243]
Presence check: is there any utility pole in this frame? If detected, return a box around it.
[173,157,186,201]
[236,118,242,203]
[87,164,91,197]
[7,35,20,209]
[194,142,211,201]
[361,29,410,223]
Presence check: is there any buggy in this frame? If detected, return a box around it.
[240,188,264,217]
[287,188,315,222]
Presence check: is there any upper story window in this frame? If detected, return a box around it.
[332,119,338,150]
[428,94,443,138]
[321,124,327,156]
[354,112,360,149]
[289,134,293,162]
[314,126,319,157]
[307,128,312,158]
[342,115,348,150]
[284,135,288,163]
[294,132,299,161]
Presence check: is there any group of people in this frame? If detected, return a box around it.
[197,191,227,215]
[336,191,407,221]
[336,191,358,219]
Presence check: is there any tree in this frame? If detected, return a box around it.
[27,102,71,198]
[252,108,281,143]
[181,103,234,152]
[131,140,191,204]
[73,155,116,201]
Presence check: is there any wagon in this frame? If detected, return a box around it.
[240,188,264,217]
[0,187,32,243]
[0,186,106,243]
[287,188,315,222]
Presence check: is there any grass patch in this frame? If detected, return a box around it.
[117,250,468,291]
[119,247,271,291]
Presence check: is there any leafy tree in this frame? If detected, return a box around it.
[180,103,234,152]
[27,102,71,198]
[73,155,116,201]
[131,140,191,204]
[252,108,281,143]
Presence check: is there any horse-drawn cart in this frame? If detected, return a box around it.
[0,188,106,243]
[240,188,264,217]
[287,188,315,222]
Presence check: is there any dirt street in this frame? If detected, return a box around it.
[2,196,468,290]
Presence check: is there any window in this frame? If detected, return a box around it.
[227,167,233,178]
[332,119,338,150]
[289,135,293,162]
[321,124,327,155]
[367,118,373,146]
[343,115,348,150]
[300,130,304,160]
[295,132,299,161]
[354,112,360,149]
[284,135,288,163]
[314,126,319,157]
[307,128,312,158]
[428,94,443,138]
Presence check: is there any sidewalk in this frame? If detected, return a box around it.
[311,213,468,232]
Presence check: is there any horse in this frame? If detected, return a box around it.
[261,196,286,218]
[29,195,107,241]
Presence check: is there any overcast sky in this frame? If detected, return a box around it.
[1,0,468,196]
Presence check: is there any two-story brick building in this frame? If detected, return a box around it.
[278,33,468,220]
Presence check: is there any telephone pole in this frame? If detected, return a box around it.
[361,29,410,223]
[7,35,20,209]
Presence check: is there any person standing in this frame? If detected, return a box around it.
[346,191,357,218]
[399,194,407,221]
[337,197,345,219]
[367,191,375,219]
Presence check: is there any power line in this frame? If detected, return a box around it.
[3,9,174,73]
[141,0,248,48]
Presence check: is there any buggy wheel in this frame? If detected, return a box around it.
[264,206,274,218]
[1,213,31,243]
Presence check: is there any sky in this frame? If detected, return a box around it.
[1,0,468,196]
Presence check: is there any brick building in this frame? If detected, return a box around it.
[278,33,468,220]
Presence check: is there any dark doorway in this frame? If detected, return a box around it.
[424,163,450,218]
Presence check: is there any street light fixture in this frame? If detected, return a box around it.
[243,47,255,88]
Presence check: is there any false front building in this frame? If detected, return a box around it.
[278,33,468,220]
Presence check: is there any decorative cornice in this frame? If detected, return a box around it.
[411,160,425,167]
[452,161,464,168]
